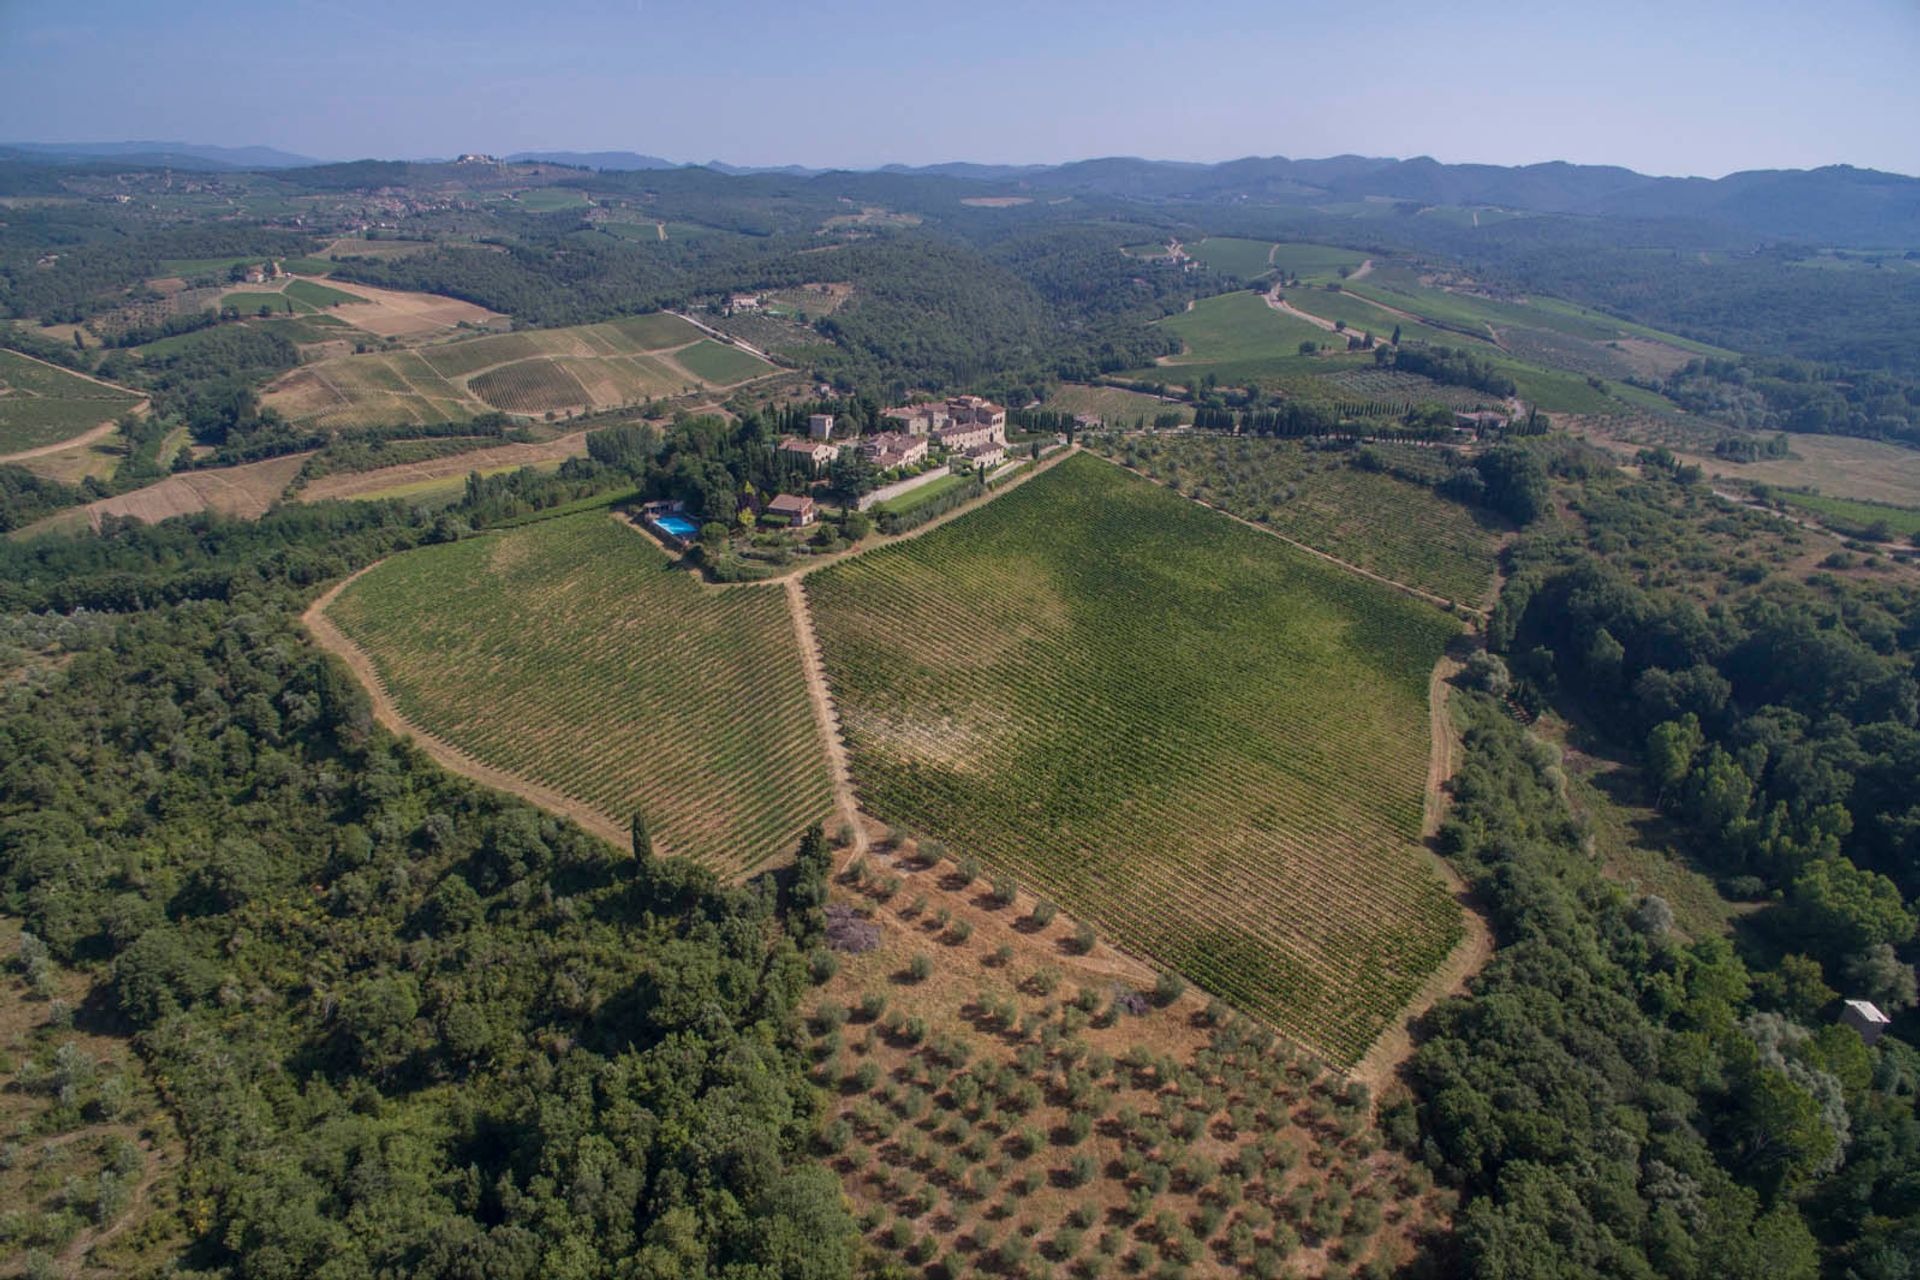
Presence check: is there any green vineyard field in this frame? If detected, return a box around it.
[1093,435,1501,607]
[328,513,834,875]
[806,453,1464,1061]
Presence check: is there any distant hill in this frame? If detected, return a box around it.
[0,140,318,170]
[504,150,678,171]
[931,155,1920,245]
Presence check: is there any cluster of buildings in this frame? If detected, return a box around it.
[775,399,1012,475]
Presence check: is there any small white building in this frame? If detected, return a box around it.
[1841,999,1892,1045]
[808,413,836,440]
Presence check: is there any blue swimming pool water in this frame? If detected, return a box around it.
[655,514,699,540]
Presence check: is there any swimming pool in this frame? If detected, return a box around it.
[654,514,699,540]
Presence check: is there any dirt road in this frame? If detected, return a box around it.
[0,414,130,464]
[786,577,867,855]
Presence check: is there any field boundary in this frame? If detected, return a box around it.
[1087,450,1487,616]
[786,577,868,856]
[302,563,634,853]
[1348,651,1494,1095]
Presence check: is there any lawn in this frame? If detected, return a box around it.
[327,512,835,875]
[1185,238,1277,278]
[876,471,968,515]
[0,349,142,454]
[806,454,1464,1062]
[1092,435,1503,607]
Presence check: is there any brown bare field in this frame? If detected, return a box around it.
[812,831,1449,1278]
[76,453,310,530]
[297,432,590,502]
[317,279,507,341]
[959,196,1034,207]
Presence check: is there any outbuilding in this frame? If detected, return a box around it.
[1841,998,1892,1045]
[767,493,817,527]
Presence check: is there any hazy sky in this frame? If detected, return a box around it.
[3,0,1917,177]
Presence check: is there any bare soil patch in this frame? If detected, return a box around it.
[318,279,506,341]
[77,452,310,530]
[959,196,1033,207]
[297,432,590,502]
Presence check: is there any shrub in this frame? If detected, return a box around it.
[1071,922,1097,954]
[1028,900,1057,928]
[808,949,840,983]
[1152,972,1186,1006]
[1065,1153,1097,1187]
[906,893,928,917]
[908,953,934,982]
[990,875,1019,907]
[858,991,888,1021]
[989,943,1013,967]
[954,855,980,885]
[949,919,974,944]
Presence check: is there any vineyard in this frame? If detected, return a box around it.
[806,455,1464,1062]
[1091,435,1501,606]
[0,349,143,454]
[1313,367,1507,411]
[264,311,774,427]
[326,513,834,875]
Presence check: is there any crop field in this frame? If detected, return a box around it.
[327,513,834,874]
[1279,286,1460,348]
[264,312,770,427]
[0,349,143,455]
[810,868,1448,1278]
[671,338,777,384]
[1144,292,1347,384]
[1268,243,1369,281]
[1313,368,1505,410]
[806,455,1463,1061]
[1094,435,1501,606]
[1186,238,1277,278]
[1043,383,1193,425]
[285,278,367,308]
[1776,491,1920,539]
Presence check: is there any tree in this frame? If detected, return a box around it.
[1391,324,1402,346]
[631,810,653,862]
[1793,857,1915,955]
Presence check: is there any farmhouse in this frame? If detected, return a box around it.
[728,294,762,314]
[809,413,836,440]
[947,394,1008,430]
[1841,998,1892,1045]
[766,493,817,527]
[859,431,929,470]
[779,437,840,469]
[963,442,1007,469]
[1454,410,1508,432]
[882,402,949,435]
[934,419,1006,455]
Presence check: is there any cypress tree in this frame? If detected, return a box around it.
[630,810,652,861]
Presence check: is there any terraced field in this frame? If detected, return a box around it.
[0,349,143,455]
[806,454,1463,1062]
[264,312,775,428]
[326,513,834,874]
[1093,434,1502,606]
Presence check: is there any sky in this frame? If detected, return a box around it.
[3,0,1917,178]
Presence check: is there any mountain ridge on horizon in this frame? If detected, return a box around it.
[5,142,1916,245]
